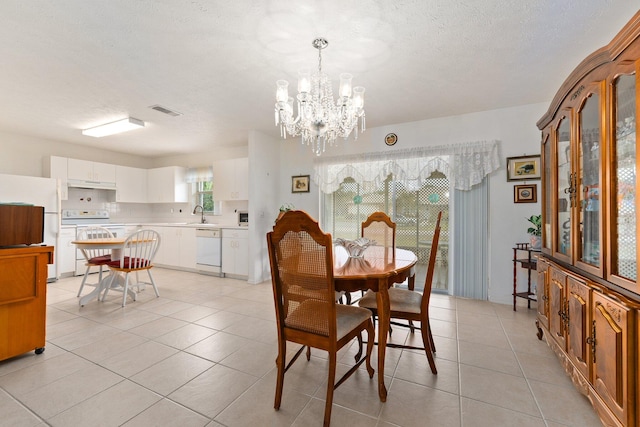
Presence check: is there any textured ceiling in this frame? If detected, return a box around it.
[0,1,637,157]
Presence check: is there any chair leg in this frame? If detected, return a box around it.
[274,340,286,410]
[147,269,160,297]
[421,322,437,374]
[77,265,92,297]
[323,353,337,427]
[354,333,363,362]
[428,323,436,352]
[122,273,131,307]
[306,346,311,361]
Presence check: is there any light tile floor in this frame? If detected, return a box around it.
[0,269,603,427]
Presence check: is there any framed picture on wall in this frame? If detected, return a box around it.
[292,175,310,193]
[514,184,537,203]
[506,155,541,181]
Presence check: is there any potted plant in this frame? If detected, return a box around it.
[276,203,295,223]
[526,214,542,249]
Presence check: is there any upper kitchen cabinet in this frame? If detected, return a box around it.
[147,166,188,203]
[44,156,68,200]
[213,158,248,200]
[115,165,148,203]
[67,158,116,188]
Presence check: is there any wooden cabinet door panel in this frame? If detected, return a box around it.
[549,267,567,349]
[566,277,590,380]
[536,265,549,329]
[592,293,631,425]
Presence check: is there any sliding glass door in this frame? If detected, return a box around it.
[321,171,450,292]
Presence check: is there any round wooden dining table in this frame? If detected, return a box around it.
[333,245,418,402]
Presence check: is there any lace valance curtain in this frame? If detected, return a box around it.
[312,140,500,192]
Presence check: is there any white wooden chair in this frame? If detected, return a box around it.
[101,229,161,307]
[76,226,114,298]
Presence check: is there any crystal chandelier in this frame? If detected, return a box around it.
[275,38,366,156]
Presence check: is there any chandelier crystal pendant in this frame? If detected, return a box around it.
[275,38,365,156]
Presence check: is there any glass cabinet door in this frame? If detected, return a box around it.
[577,93,601,268]
[612,74,636,282]
[542,133,552,252]
[556,118,572,258]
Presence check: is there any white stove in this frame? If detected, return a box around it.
[62,209,127,276]
[62,209,111,225]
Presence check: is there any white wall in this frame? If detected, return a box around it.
[0,130,153,177]
[247,130,280,284]
[274,102,548,305]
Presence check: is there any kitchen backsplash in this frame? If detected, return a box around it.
[63,187,247,225]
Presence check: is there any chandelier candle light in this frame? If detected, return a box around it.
[275,38,365,156]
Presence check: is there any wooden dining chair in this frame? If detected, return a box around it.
[358,211,442,375]
[267,210,375,427]
[76,226,114,298]
[101,229,161,307]
[361,211,396,254]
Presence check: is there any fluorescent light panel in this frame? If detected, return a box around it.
[82,117,145,137]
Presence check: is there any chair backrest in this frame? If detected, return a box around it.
[421,211,442,313]
[267,210,337,339]
[361,211,396,250]
[77,226,114,261]
[117,229,161,269]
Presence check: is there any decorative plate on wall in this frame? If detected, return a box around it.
[385,133,397,146]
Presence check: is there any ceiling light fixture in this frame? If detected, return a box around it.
[275,37,365,156]
[82,117,145,137]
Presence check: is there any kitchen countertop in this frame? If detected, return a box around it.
[132,222,247,229]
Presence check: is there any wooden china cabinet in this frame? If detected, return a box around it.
[535,11,640,427]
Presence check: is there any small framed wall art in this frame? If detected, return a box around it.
[514,184,537,203]
[506,154,541,181]
[291,175,310,193]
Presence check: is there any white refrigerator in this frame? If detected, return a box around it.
[0,173,60,281]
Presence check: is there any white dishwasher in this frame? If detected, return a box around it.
[196,228,222,275]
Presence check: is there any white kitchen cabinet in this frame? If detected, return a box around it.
[67,158,116,184]
[124,224,141,237]
[58,226,77,277]
[146,227,167,265]
[222,228,248,277]
[147,166,188,203]
[116,165,148,203]
[45,156,69,200]
[146,226,196,270]
[213,158,248,200]
[178,227,197,270]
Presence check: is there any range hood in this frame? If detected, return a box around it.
[67,179,116,190]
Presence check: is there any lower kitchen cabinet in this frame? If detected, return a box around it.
[222,228,248,278]
[148,226,196,270]
[0,245,53,361]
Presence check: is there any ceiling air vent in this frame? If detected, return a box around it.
[149,105,182,117]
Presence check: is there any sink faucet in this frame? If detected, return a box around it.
[192,205,206,223]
